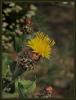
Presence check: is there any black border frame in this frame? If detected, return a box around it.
[0,0,75,100]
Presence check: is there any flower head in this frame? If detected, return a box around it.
[26,32,55,59]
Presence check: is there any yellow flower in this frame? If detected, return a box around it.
[26,32,55,59]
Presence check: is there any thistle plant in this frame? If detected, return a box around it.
[12,32,55,79]
[2,2,56,98]
[2,1,74,98]
[2,32,55,97]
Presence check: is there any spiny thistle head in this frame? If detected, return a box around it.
[26,32,55,59]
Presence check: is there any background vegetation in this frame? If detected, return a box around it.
[2,1,74,98]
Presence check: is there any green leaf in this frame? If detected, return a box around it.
[15,79,36,97]
[2,53,11,77]
[26,80,36,94]
[18,82,27,99]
